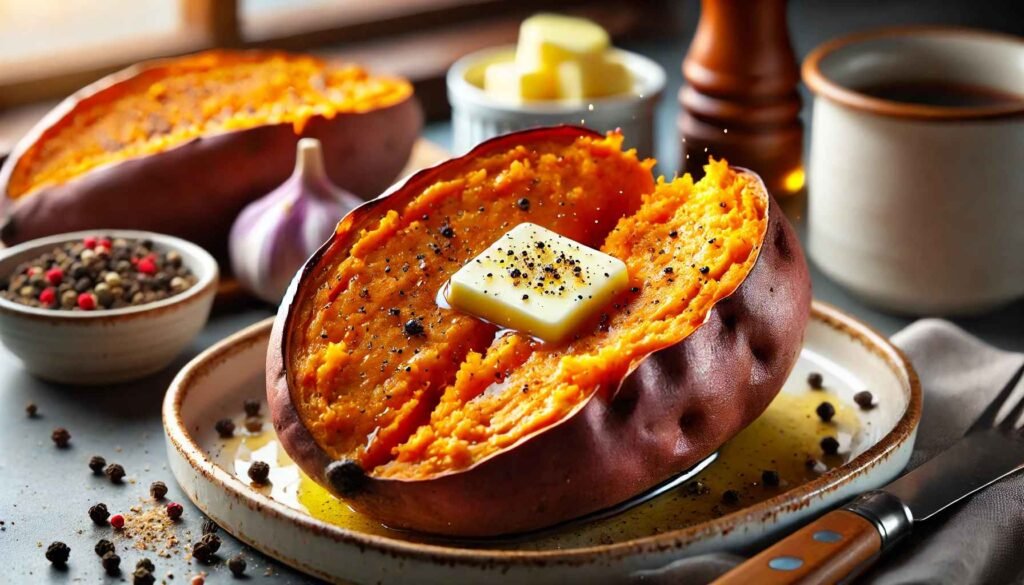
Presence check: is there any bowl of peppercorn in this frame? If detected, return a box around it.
[0,230,218,384]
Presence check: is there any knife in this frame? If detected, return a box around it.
[714,363,1024,585]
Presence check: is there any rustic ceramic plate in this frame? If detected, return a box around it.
[163,301,920,584]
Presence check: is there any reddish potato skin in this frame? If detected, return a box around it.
[0,53,422,262]
[267,127,811,537]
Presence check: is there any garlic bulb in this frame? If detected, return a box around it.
[229,138,363,303]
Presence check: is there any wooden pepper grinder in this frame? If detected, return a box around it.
[679,0,804,196]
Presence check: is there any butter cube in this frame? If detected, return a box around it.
[483,61,557,102]
[515,14,610,73]
[446,223,628,343]
[556,57,633,100]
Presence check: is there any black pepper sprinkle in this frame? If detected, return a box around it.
[88,503,110,525]
[807,371,824,390]
[761,469,780,487]
[684,480,709,496]
[439,225,455,238]
[94,539,115,557]
[663,267,674,274]
[46,541,70,566]
[228,554,247,576]
[248,461,270,484]
[630,286,640,293]
[668,230,678,238]
[403,319,424,337]
[854,390,876,410]
[517,198,530,211]
[816,401,836,423]
[25,402,38,417]
[214,418,235,438]
[699,266,710,275]
[101,551,121,575]
[136,559,154,573]
[243,399,260,417]
[721,490,740,505]
[150,481,168,500]
[821,436,840,455]
[104,463,125,484]
[88,455,107,474]
[51,427,71,448]
[133,567,156,585]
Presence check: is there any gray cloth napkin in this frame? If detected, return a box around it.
[632,319,1024,584]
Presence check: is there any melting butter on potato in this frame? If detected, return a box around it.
[446,222,628,343]
[483,14,633,102]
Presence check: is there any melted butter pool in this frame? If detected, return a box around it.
[219,378,860,550]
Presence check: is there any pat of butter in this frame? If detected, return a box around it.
[483,61,557,102]
[556,57,633,100]
[515,13,611,73]
[446,223,628,343]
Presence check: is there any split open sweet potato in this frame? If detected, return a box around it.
[267,126,810,537]
[0,50,421,261]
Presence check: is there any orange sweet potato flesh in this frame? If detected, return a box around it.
[0,50,421,260]
[268,126,811,536]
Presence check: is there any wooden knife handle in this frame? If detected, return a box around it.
[713,510,881,585]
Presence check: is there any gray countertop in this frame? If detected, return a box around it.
[1,1,1021,583]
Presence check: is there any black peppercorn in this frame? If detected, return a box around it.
[854,390,875,410]
[325,460,366,496]
[228,554,247,576]
[761,469,780,487]
[403,319,424,337]
[46,541,71,565]
[51,427,71,448]
[243,399,260,417]
[133,567,156,585]
[699,266,710,275]
[95,539,115,557]
[721,490,740,505]
[439,225,455,238]
[89,503,110,525]
[821,436,840,456]
[136,558,155,573]
[214,418,235,438]
[104,463,126,484]
[201,519,218,535]
[807,371,824,390]
[101,551,121,575]
[192,533,221,563]
[25,402,38,417]
[517,198,530,211]
[88,455,107,474]
[248,461,270,484]
[668,230,678,238]
[816,401,836,423]
[150,481,168,500]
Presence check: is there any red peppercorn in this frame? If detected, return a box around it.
[77,292,97,310]
[39,287,57,306]
[166,502,184,520]
[26,266,41,276]
[45,267,63,285]
[83,236,98,249]
[110,514,125,529]
[137,256,157,275]
[99,238,113,249]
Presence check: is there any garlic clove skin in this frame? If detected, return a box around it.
[229,138,364,304]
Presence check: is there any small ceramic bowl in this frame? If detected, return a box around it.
[0,229,218,385]
[447,46,665,156]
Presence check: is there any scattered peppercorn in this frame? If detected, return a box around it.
[761,469,780,487]
[807,371,824,390]
[94,539,115,557]
[150,481,168,500]
[854,390,875,410]
[243,399,260,417]
[51,427,71,448]
[136,558,155,572]
[244,416,263,433]
[699,266,710,275]
[517,198,530,211]
[816,401,836,423]
[88,503,110,525]
[228,554,247,576]
[214,418,235,438]
[25,402,38,417]
[166,502,184,521]
[439,225,455,238]
[101,551,121,575]
[191,576,205,585]
[45,541,70,565]
[110,514,125,529]
[88,455,106,474]
[104,463,126,484]
[403,319,424,337]
[821,436,840,456]
[192,533,221,563]
[721,490,740,505]
[133,567,156,585]
[248,461,271,484]
[201,519,218,535]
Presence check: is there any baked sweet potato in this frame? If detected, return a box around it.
[267,126,810,537]
[0,50,422,261]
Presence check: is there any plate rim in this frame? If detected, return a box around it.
[162,300,921,567]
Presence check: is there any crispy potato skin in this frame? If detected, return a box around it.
[0,56,422,261]
[267,127,811,537]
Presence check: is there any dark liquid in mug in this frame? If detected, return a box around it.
[856,80,1024,108]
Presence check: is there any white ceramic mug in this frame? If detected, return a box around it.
[803,27,1024,315]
